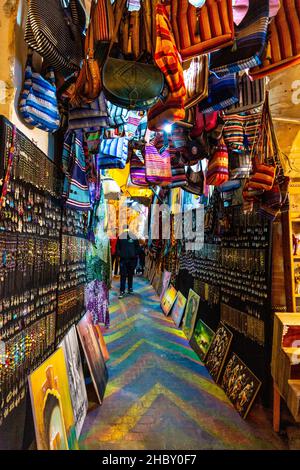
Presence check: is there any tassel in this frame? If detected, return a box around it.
[231,37,238,52]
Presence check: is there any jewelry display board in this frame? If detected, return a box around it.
[0,117,90,448]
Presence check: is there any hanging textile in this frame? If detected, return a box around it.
[147,3,186,131]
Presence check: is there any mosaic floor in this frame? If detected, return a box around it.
[79,277,286,450]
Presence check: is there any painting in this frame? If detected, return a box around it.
[160,270,172,301]
[28,348,78,450]
[191,319,215,361]
[221,353,262,419]
[93,324,110,362]
[182,289,200,340]
[77,314,108,404]
[171,291,187,327]
[60,326,88,438]
[161,284,178,316]
[152,266,162,294]
[205,323,233,383]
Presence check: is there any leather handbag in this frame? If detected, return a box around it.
[250,0,300,79]
[69,2,101,107]
[98,137,129,169]
[170,0,234,60]
[24,0,85,75]
[224,74,265,114]
[102,0,164,110]
[19,52,60,132]
[210,0,270,74]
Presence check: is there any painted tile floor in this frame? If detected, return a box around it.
[79,277,287,450]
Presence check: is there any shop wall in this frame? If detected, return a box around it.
[0,0,54,158]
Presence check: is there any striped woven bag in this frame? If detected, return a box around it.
[206,139,229,186]
[19,52,60,132]
[130,146,148,187]
[198,74,239,114]
[145,144,172,186]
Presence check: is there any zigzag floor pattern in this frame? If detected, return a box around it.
[79,277,286,450]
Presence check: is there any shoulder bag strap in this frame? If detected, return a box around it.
[107,0,128,56]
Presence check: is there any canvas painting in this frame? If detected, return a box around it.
[161,284,178,316]
[191,319,215,361]
[160,270,172,301]
[77,314,108,404]
[205,323,233,383]
[222,353,262,419]
[182,289,200,340]
[152,268,162,294]
[60,326,88,438]
[93,324,110,362]
[28,348,78,450]
[171,291,187,327]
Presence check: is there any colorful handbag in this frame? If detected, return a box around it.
[222,112,261,151]
[210,0,269,74]
[24,0,85,75]
[130,145,148,187]
[224,74,265,114]
[68,93,110,131]
[19,52,60,132]
[248,159,276,191]
[183,55,209,109]
[170,0,235,60]
[250,0,300,79]
[98,137,129,169]
[63,131,91,211]
[198,73,239,114]
[206,139,229,186]
[145,144,172,186]
[107,101,129,128]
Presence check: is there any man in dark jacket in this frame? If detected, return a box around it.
[116,225,140,299]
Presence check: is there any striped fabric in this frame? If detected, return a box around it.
[68,93,109,131]
[24,0,85,74]
[147,4,186,131]
[198,74,239,114]
[206,140,229,186]
[64,131,91,211]
[92,0,114,42]
[210,0,269,74]
[107,101,129,128]
[19,55,60,132]
[145,144,172,186]
[224,74,265,114]
[124,112,142,137]
[98,137,129,169]
[250,0,300,79]
[135,115,148,140]
[222,112,261,151]
[248,161,275,191]
[130,148,148,187]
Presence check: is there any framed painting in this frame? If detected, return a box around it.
[191,319,215,361]
[171,291,187,328]
[160,270,171,301]
[60,326,88,439]
[205,323,233,383]
[182,289,200,340]
[222,353,262,419]
[28,348,78,450]
[93,324,110,362]
[77,314,108,404]
[161,284,178,316]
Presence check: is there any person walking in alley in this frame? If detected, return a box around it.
[116,225,140,299]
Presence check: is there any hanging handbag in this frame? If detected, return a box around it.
[91,0,114,42]
[206,138,229,186]
[68,93,109,131]
[63,131,91,211]
[107,101,129,128]
[183,55,209,109]
[130,144,148,187]
[102,0,164,110]
[224,74,265,114]
[170,0,235,60]
[222,111,261,151]
[19,52,60,132]
[250,0,300,79]
[210,0,270,74]
[145,144,172,186]
[185,161,204,195]
[24,0,85,75]
[98,137,129,169]
[69,2,101,107]
[198,73,239,114]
